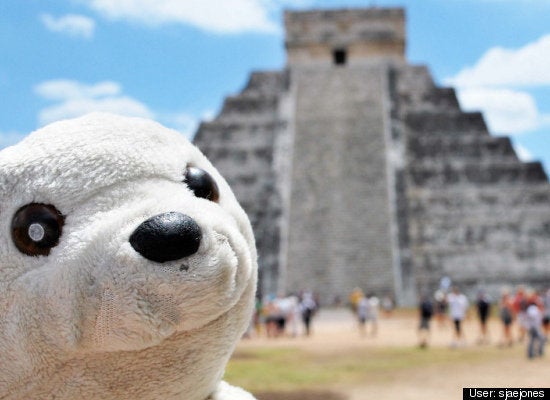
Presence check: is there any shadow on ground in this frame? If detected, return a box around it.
[256,390,347,400]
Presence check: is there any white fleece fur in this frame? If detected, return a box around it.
[0,113,257,400]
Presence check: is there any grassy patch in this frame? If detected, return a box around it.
[224,344,515,393]
[225,347,334,391]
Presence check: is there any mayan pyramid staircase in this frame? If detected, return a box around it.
[194,71,288,296]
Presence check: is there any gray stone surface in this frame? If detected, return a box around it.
[194,71,289,298]
[391,63,550,300]
[194,7,550,305]
[285,8,405,66]
[283,65,398,302]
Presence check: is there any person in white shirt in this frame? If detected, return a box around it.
[357,293,378,337]
[447,286,469,346]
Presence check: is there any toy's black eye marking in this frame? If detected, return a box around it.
[183,166,220,203]
[11,203,64,256]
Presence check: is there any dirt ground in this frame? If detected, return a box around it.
[236,308,550,400]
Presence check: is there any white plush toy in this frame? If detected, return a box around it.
[0,113,258,400]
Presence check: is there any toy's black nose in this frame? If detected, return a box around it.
[129,212,202,263]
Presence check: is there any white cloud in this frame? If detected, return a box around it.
[40,13,96,39]
[82,0,278,34]
[446,34,550,136]
[34,80,154,126]
[513,143,534,162]
[33,79,214,138]
[447,34,550,88]
[456,87,544,134]
[35,80,119,101]
[200,109,215,122]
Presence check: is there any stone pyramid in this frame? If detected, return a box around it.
[194,8,550,305]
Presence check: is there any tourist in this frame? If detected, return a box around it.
[368,294,380,336]
[498,289,514,347]
[356,293,379,337]
[349,287,364,313]
[300,291,317,337]
[263,295,286,338]
[356,293,370,337]
[434,290,448,329]
[418,293,433,348]
[447,286,469,347]
[476,290,491,344]
[542,288,550,336]
[525,300,545,359]
[512,285,528,342]
[381,294,394,317]
[282,294,301,337]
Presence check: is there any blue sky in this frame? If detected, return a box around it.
[1,0,550,171]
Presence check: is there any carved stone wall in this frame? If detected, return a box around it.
[194,8,550,305]
[285,8,405,66]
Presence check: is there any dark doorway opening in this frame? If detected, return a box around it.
[333,48,347,66]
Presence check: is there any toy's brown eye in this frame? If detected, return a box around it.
[183,166,219,202]
[11,203,64,256]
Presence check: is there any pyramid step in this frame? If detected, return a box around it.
[410,185,550,212]
[217,94,279,118]
[194,119,285,158]
[405,111,488,134]
[409,135,517,160]
[393,65,459,111]
[421,87,460,110]
[197,143,274,162]
[195,120,282,140]
[398,87,460,112]
[242,71,288,95]
[409,161,547,186]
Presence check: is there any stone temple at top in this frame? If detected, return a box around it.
[194,8,550,306]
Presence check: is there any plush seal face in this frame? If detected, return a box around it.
[0,113,257,399]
